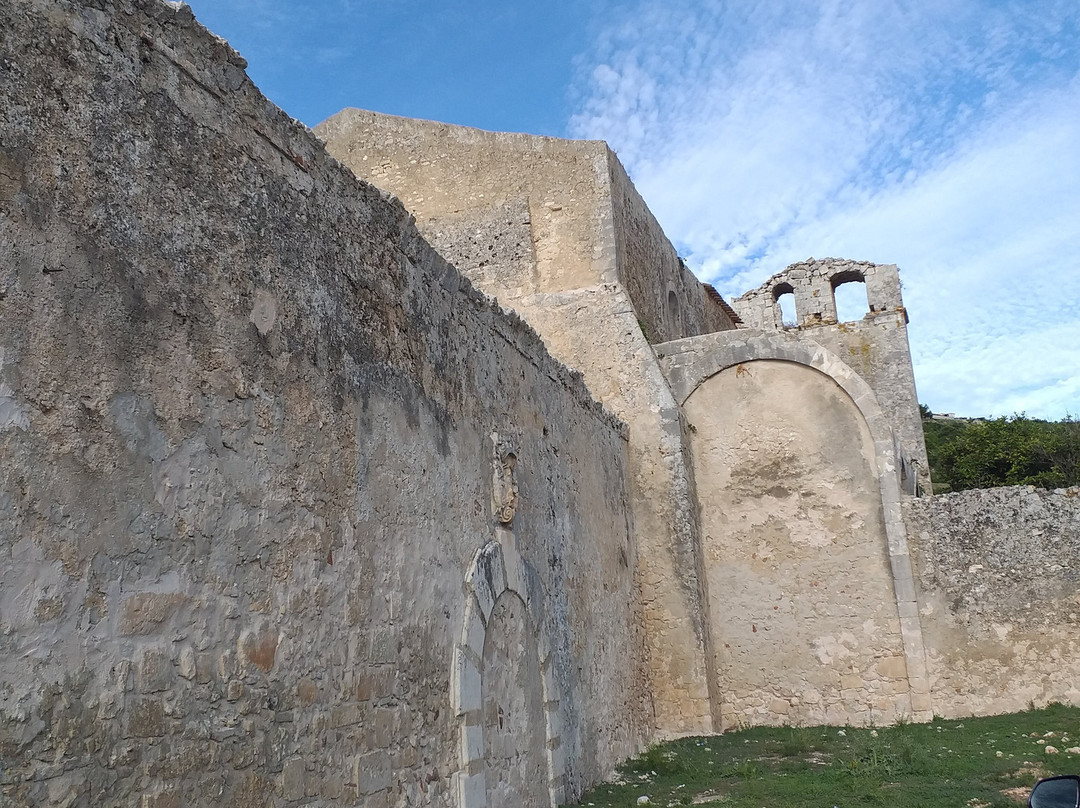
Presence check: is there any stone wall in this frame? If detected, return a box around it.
[808,315,928,494]
[8,4,1078,803]
[0,1,649,805]
[732,259,929,491]
[315,109,736,346]
[315,108,616,300]
[657,329,934,729]
[318,109,735,736]
[904,487,1080,718]
[606,157,734,344]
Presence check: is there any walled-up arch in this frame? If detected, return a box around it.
[657,329,932,726]
[451,540,565,808]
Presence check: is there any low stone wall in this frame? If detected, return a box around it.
[904,486,1080,717]
[0,1,649,805]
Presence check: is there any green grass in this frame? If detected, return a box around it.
[564,703,1080,808]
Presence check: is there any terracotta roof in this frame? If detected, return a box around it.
[703,284,743,325]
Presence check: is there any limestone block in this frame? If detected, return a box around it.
[453,649,482,717]
[120,593,188,635]
[549,745,566,780]
[138,647,174,693]
[330,702,361,728]
[177,646,196,680]
[374,667,399,701]
[239,624,279,672]
[362,790,390,808]
[769,698,790,715]
[298,678,319,705]
[455,771,486,808]
[891,568,917,604]
[545,703,563,743]
[502,547,527,599]
[354,751,391,796]
[281,757,305,801]
[371,707,397,748]
[461,597,486,659]
[910,692,933,713]
[839,674,863,691]
[128,699,165,738]
[467,543,506,622]
[875,656,908,679]
[460,723,483,767]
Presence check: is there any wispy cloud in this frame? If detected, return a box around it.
[571,0,1080,418]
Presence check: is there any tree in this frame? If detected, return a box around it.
[922,414,1079,493]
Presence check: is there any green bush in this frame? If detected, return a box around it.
[922,413,1079,492]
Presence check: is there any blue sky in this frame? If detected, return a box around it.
[184,0,1079,420]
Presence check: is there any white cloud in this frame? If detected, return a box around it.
[571,0,1080,418]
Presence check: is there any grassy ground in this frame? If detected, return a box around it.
[565,703,1080,808]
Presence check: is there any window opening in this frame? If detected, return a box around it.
[773,283,797,327]
[832,274,869,323]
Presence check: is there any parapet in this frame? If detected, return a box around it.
[732,258,905,331]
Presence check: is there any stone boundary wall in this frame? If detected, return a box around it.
[0,1,649,805]
[904,486,1080,718]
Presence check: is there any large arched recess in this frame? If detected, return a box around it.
[658,330,932,727]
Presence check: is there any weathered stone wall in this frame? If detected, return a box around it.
[318,111,731,736]
[507,286,719,737]
[732,259,929,491]
[808,315,928,494]
[605,158,735,343]
[10,5,1075,801]
[904,487,1080,718]
[658,329,935,728]
[315,108,616,299]
[0,2,649,805]
[315,109,736,346]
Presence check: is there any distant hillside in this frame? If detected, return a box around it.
[922,411,1080,493]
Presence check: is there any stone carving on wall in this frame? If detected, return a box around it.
[491,432,519,526]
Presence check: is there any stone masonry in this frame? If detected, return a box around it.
[0,2,646,805]
[2,1,1079,806]
[317,108,738,736]
[904,486,1080,718]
